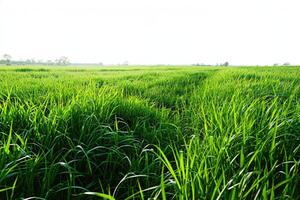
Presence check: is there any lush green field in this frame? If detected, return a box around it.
[0,66,299,199]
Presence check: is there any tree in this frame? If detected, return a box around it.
[56,56,70,65]
[223,62,229,66]
[3,54,12,65]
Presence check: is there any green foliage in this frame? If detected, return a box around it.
[0,66,299,199]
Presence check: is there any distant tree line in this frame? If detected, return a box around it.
[192,63,212,66]
[0,54,70,66]
[0,54,293,67]
[274,62,290,66]
[193,62,229,66]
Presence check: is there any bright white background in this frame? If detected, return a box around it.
[0,0,299,65]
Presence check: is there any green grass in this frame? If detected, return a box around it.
[0,66,299,199]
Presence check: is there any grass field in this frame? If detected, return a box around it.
[0,66,299,199]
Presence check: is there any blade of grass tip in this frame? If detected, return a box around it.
[0,187,14,193]
[22,197,47,200]
[4,122,13,155]
[113,173,148,197]
[125,185,160,200]
[84,192,115,200]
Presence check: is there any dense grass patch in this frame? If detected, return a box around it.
[0,66,299,199]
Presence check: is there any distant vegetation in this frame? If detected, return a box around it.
[0,54,70,66]
[0,66,299,199]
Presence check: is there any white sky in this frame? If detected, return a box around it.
[0,0,299,65]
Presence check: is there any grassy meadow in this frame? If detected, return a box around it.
[0,66,299,199]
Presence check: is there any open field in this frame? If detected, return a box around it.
[0,66,299,199]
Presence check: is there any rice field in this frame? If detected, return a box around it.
[0,66,299,199]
